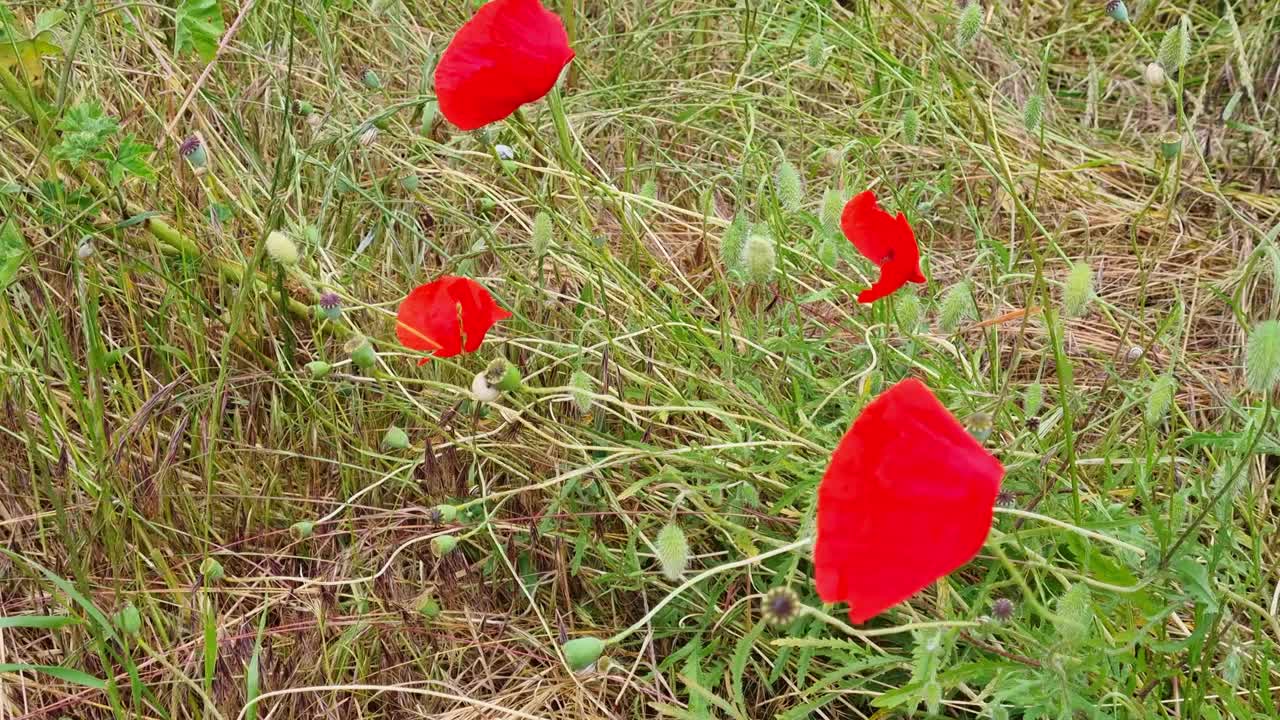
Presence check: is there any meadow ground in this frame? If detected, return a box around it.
[2,0,1280,718]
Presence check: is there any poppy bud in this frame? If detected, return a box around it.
[1158,17,1191,72]
[117,602,142,636]
[1105,0,1128,22]
[345,336,377,370]
[901,107,920,145]
[1023,381,1043,417]
[532,211,554,257]
[1054,583,1093,646]
[486,357,522,392]
[265,231,299,266]
[431,534,457,555]
[937,282,973,333]
[200,557,225,583]
[1022,92,1044,135]
[434,504,459,523]
[720,214,749,273]
[1146,374,1176,425]
[562,636,605,671]
[569,369,595,413]
[400,174,420,191]
[180,134,208,172]
[761,586,801,625]
[805,32,828,69]
[654,522,689,580]
[290,520,315,539]
[417,596,441,618]
[1158,131,1182,161]
[639,178,657,204]
[818,232,842,268]
[1062,261,1094,318]
[471,372,500,403]
[965,412,994,442]
[820,188,844,236]
[774,157,803,213]
[1144,62,1166,87]
[894,293,921,334]
[382,426,410,450]
[742,231,777,285]
[77,236,95,260]
[956,2,983,47]
[306,360,332,378]
[361,68,382,89]
[1245,320,1280,393]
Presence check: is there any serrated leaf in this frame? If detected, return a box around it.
[54,103,118,165]
[0,219,27,287]
[175,0,225,62]
[105,134,156,185]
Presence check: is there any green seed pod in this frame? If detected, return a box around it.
[820,187,844,236]
[655,523,690,580]
[487,357,522,392]
[1105,0,1128,22]
[1062,262,1094,318]
[1146,374,1176,425]
[346,336,377,370]
[937,282,973,333]
[1159,131,1182,161]
[743,231,777,285]
[562,636,605,671]
[775,157,803,213]
[306,360,332,378]
[417,596,441,618]
[569,370,595,413]
[117,602,142,636]
[1245,320,1280,393]
[400,174,420,191]
[532,211,554,256]
[290,521,315,539]
[361,68,382,89]
[295,99,314,116]
[435,504,458,523]
[721,214,749,272]
[200,557,225,583]
[431,534,457,555]
[956,2,983,48]
[1023,93,1044,135]
[382,426,410,450]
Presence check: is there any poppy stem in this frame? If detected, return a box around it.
[604,536,813,646]
[993,507,1148,558]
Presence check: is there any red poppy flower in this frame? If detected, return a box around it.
[840,190,926,304]
[433,0,575,131]
[814,378,1004,623]
[395,276,512,364]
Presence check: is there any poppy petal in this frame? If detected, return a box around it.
[814,378,1004,624]
[434,0,575,131]
[840,190,925,304]
[395,276,510,363]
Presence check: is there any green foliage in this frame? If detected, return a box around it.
[956,2,983,48]
[1062,261,1094,318]
[54,103,119,165]
[1054,583,1093,647]
[1146,374,1176,425]
[0,219,27,288]
[532,210,553,256]
[175,0,225,62]
[1023,92,1044,134]
[106,134,156,184]
[1245,320,1280,393]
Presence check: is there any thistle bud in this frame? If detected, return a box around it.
[431,534,457,555]
[991,597,1015,622]
[562,637,605,671]
[742,230,777,285]
[265,231,299,266]
[1245,320,1280,393]
[382,426,410,450]
[1144,62,1166,87]
[655,523,689,580]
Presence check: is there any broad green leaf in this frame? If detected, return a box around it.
[105,134,156,185]
[0,663,107,689]
[0,32,62,86]
[0,219,27,287]
[0,615,78,630]
[175,0,224,62]
[33,10,68,35]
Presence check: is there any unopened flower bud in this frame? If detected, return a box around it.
[471,372,500,403]
[562,636,605,671]
[1144,62,1166,87]
[265,231,299,266]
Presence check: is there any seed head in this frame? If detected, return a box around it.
[991,597,1015,622]
[761,586,802,625]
